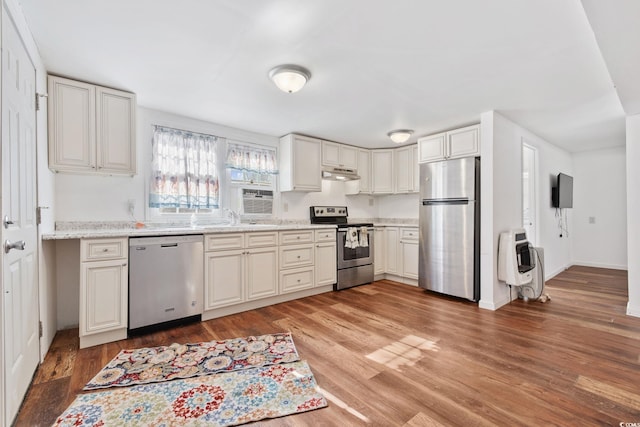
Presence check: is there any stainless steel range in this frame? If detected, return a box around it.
[310,206,374,290]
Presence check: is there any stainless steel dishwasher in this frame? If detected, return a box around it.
[129,235,203,332]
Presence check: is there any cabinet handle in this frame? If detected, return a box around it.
[297,255,301,259]
[122,263,127,267]
[102,248,109,252]
[296,236,300,239]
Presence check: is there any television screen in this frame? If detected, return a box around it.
[552,173,573,208]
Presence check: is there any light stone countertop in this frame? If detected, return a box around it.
[42,223,337,240]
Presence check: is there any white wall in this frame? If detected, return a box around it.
[626,114,640,317]
[572,147,627,269]
[480,111,573,311]
[377,193,419,219]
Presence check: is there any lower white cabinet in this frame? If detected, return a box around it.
[205,232,278,310]
[384,227,399,274]
[315,241,337,286]
[280,266,315,293]
[374,228,385,275]
[400,228,419,281]
[79,237,128,349]
[379,227,419,285]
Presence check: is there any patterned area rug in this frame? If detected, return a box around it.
[55,360,327,426]
[84,333,299,390]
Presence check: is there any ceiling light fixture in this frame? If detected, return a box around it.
[268,64,311,93]
[387,129,414,144]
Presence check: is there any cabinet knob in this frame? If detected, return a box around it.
[297,255,301,259]
[122,263,127,267]
[296,236,300,239]
[297,279,301,282]
[103,248,109,252]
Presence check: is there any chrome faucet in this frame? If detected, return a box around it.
[223,208,241,225]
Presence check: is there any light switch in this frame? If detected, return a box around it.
[588,216,596,224]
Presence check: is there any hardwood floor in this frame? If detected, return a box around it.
[15,266,640,426]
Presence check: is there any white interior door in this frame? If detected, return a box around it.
[522,142,538,246]
[2,6,40,425]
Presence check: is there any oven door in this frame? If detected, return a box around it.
[337,228,374,269]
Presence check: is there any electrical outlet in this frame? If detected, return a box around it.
[588,216,596,224]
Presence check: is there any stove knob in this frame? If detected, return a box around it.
[320,210,324,214]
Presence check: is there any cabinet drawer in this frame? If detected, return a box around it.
[400,228,419,241]
[81,238,127,261]
[280,244,314,269]
[279,230,314,245]
[280,266,314,294]
[205,233,244,251]
[315,229,336,242]
[246,231,278,248]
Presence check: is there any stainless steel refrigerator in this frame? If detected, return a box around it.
[419,157,480,301]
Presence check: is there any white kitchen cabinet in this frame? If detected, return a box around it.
[384,227,399,274]
[246,247,279,300]
[413,145,420,193]
[394,146,414,193]
[315,241,337,286]
[371,149,394,194]
[400,228,419,282]
[279,134,322,192]
[79,238,128,349]
[345,149,371,195]
[205,232,278,309]
[322,141,358,170]
[374,227,385,275]
[418,124,480,163]
[205,249,245,309]
[48,75,136,175]
[279,230,315,294]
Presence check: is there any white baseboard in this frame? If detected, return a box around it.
[627,302,640,318]
[570,261,628,271]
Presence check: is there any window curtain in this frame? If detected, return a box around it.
[150,126,220,208]
[225,143,278,174]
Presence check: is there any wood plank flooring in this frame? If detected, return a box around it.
[15,266,640,426]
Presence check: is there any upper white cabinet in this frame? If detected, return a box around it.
[321,141,358,170]
[279,134,322,192]
[418,124,480,163]
[48,75,136,175]
[371,149,394,194]
[394,146,414,193]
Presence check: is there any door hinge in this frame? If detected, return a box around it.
[35,92,48,111]
[36,206,49,225]
[39,321,43,338]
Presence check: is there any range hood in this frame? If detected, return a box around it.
[321,167,360,181]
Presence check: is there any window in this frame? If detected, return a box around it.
[225,142,278,186]
[149,126,220,212]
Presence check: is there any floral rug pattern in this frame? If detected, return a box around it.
[84,333,299,390]
[55,360,327,426]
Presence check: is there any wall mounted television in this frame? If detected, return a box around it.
[552,172,573,208]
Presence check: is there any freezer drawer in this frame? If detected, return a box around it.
[129,235,204,330]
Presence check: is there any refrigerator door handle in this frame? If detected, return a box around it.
[422,198,470,206]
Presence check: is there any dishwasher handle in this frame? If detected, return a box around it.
[160,243,179,248]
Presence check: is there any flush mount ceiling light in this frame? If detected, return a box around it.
[268,64,311,93]
[387,129,414,144]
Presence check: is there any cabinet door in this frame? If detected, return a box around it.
[80,260,127,335]
[400,228,419,281]
[96,87,136,174]
[384,227,399,274]
[205,249,244,309]
[371,150,394,193]
[48,75,96,172]
[447,125,480,159]
[418,133,446,163]
[246,247,278,300]
[321,141,340,167]
[358,149,371,193]
[292,136,322,191]
[394,146,412,193]
[339,145,358,169]
[374,228,385,275]
[315,242,337,286]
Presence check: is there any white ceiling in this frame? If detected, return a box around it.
[19,0,629,151]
